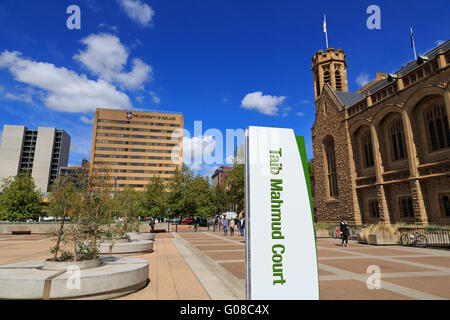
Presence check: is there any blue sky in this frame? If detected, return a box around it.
[0,0,448,177]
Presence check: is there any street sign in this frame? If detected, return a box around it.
[245,126,319,300]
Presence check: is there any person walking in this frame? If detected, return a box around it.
[229,219,235,236]
[223,216,228,236]
[241,217,246,239]
[340,218,347,237]
[340,219,350,247]
[193,217,199,232]
[149,218,155,233]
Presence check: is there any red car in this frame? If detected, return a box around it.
[181,218,194,225]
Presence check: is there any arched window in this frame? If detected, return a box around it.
[424,104,450,151]
[315,71,321,97]
[335,69,342,91]
[389,120,407,161]
[323,65,331,85]
[361,133,374,168]
[324,137,338,198]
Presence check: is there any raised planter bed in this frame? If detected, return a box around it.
[0,256,149,300]
[128,232,155,241]
[358,234,398,246]
[97,239,153,255]
[43,257,103,271]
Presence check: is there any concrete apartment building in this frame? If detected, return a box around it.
[90,108,183,190]
[0,125,71,192]
[311,40,450,226]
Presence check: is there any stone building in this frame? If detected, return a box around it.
[311,41,450,226]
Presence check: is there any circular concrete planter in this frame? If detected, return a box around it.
[102,238,130,244]
[98,240,153,254]
[43,258,103,271]
[0,256,149,300]
[128,232,155,241]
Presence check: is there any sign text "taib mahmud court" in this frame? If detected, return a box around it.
[245,126,319,300]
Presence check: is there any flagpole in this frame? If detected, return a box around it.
[324,14,329,48]
[410,26,417,60]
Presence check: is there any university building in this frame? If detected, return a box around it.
[0,125,71,192]
[311,40,450,226]
[90,108,183,190]
[211,166,233,188]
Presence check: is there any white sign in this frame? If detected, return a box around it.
[245,126,319,300]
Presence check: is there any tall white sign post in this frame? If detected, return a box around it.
[245,126,319,300]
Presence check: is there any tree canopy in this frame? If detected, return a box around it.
[0,172,43,221]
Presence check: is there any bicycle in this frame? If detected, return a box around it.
[400,232,427,248]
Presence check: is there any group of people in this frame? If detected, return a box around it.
[221,216,245,237]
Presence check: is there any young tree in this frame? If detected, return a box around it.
[184,175,214,219]
[0,172,42,221]
[211,184,229,216]
[226,162,245,215]
[48,176,78,261]
[167,164,194,220]
[114,185,141,236]
[48,168,114,261]
[141,176,167,219]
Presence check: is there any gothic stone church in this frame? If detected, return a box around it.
[311,40,450,226]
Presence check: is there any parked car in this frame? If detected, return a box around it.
[181,218,194,225]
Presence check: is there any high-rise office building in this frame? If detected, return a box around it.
[90,108,183,190]
[0,125,71,192]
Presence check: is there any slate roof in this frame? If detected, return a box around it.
[333,90,366,106]
[332,40,449,107]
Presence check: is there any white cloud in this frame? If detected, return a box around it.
[80,116,94,124]
[435,40,445,46]
[183,135,216,163]
[281,106,292,117]
[5,92,33,104]
[356,72,371,87]
[296,112,305,117]
[98,23,118,32]
[117,0,155,27]
[74,33,153,90]
[149,90,160,104]
[205,165,219,178]
[135,96,145,104]
[189,163,203,172]
[299,99,309,104]
[0,50,132,113]
[241,91,286,116]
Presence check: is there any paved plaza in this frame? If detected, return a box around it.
[0,231,449,300]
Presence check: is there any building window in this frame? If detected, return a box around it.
[362,133,374,168]
[441,195,450,218]
[424,104,450,151]
[369,199,379,218]
[324,137,338,198]
[335,69,342,91]
[389,120,407,161]
[400,197,414,218]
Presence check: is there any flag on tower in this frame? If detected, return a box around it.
[323,14,329,48]
[410,26,417,60]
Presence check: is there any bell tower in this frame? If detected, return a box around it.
[312,47,349,101]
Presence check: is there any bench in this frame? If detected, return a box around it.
[11,231,31,235]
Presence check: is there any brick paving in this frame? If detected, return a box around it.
[0,232,449,300]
